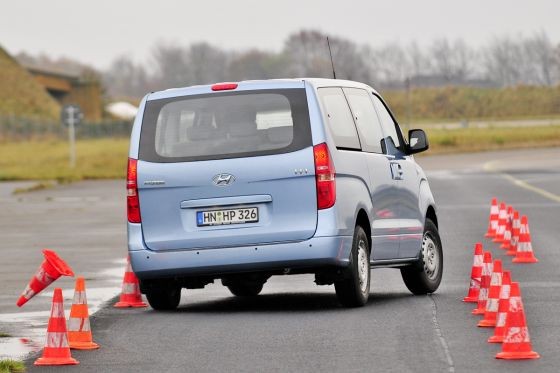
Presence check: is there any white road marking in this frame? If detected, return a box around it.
[483,161,560,203]
[429,295,455,372]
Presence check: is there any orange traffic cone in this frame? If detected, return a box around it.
[500,206,513,249]
[17,249,74,307]
[68,277,99,350]
[484,198,499,238]
[463,243,484,303]
[478,259,503,327]
[506,211,521,256]
[114,256,147,308]
[488,271,512,343]
[34,288,79,366]
[473,252,493,315]
[493,203,507,243]
[496,282,540,360]
[513,216,539,264]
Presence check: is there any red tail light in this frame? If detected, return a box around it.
[127,158,141,223]
[211,82,238,91]
[313,143,336,209]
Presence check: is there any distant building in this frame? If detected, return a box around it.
[0,45,103,122]
[23,65,103,122]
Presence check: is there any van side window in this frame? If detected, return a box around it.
[317,88,361,150]
[371,95,402,155]
[342,88,384,154]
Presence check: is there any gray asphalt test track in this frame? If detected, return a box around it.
[15,148,560,372]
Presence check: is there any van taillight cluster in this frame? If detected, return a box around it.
[127,158,141,223]
[313,143,336,209]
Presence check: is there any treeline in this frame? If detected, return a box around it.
[97,30,560,99]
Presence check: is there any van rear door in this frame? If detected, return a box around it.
[137,86,317,251]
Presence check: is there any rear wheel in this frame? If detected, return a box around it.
[401,218,443,295]
[145,286,181,311]
[335,225,370,307]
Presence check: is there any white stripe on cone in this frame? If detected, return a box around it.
[46,332,69,348]
[73,291,87,305]
[504,326,530,343]
[52,302,64,317]
[474,255,483,266]
[68,317,90,332]
[487,299,499,312]
[122,283,140,295]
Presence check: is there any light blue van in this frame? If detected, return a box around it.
[127,79,442,310]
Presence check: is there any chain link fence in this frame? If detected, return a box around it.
[0,115,134,141]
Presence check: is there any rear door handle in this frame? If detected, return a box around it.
[390,162,404,180]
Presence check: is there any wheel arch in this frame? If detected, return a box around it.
[355,208,372,253]
[425,205,438,229]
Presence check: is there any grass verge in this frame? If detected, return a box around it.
[0,138,129,181]
[425,125,560,154]
[0,359,25,373]
[0,126,559,181]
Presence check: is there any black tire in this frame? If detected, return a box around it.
[335,225,370,307]
[145,286,181,311]
[401,218,443,295]
[226,281,264,297]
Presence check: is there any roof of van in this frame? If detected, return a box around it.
[146,78,379,101]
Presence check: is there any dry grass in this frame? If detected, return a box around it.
[425,125,560,154]
[0,138,129,181]
[383,85,560,122]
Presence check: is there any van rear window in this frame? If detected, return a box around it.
[139,89,312,162]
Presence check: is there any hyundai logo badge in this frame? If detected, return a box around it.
[212,173,236,186]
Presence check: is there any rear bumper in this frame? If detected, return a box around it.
[128,223,352,279]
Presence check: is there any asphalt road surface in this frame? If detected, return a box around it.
[16,147,560,372]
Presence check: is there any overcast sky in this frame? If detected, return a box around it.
[1,0,558,69]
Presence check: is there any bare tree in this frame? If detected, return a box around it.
[483,36,524,86]
[406,41,431,77]
[186,42,229,85]
[150,42,190,89]
[429,38,474,82]
[104,55,150,97]
[283,30,335,78]
[228,49,290,81]
[523,31,556,85]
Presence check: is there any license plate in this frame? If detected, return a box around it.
[197,207,258,226]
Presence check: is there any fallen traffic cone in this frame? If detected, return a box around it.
[513,216,539,264]
[506,211,521,256]
[34,288,79,366]
[488,271,512,343]
[484,198,499,238]
[473,252,493,315]
[493,203,507,243]
[68,277,99,350]
[463,243,484,303]
[500,206,513,249]
[496,282,540,360]
[114,256,147,308]
[17,249,74,307]
[478,259,503,327]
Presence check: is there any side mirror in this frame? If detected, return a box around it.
[407,129,429,154]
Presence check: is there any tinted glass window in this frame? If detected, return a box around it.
[372,95,401,154]
[318,88,361,150]
[343,88,384,154]
[139,89,312,162]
